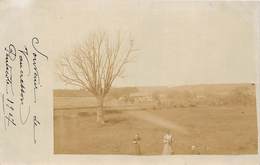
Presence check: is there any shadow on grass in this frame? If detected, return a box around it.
[77,111,96,117]
[106,117,127,125]
[77,109,122,117]
[105,110,123,114]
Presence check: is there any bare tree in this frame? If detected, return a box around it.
[57,31,136,124]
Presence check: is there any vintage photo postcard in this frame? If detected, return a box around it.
[0,0,259,165]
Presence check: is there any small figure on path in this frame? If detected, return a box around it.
[191,145,196,154]
[191,145,201,155]
[132,133,141,155]
[162,130,174,155]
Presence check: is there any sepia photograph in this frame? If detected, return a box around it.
[52,1,258,155]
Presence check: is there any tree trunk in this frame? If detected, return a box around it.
[96,97,105,124]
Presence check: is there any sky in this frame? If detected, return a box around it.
[0,0,258,88]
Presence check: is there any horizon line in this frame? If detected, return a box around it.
[53,82,256,90]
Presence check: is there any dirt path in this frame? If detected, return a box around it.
[126,110,189,135]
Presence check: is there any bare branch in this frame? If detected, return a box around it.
[57,31,137,98]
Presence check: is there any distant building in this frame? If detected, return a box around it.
[196,95,206,99]
[129,92,153,103]
[158,94,167,100]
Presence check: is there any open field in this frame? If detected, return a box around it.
[54,84,258,155]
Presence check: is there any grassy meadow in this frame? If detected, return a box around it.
[54,83,257,155]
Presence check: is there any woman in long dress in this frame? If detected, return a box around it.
[162,130,173,155]
[132,133,141,155]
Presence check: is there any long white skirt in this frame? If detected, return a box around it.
[162,143,173,155]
